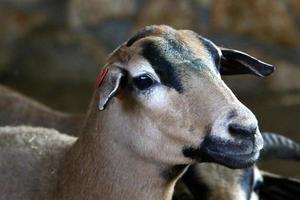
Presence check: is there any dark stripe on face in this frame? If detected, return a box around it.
[194,34,220,71]
[182,124,212,160]
[141,41,184,93]
[227,109,238,120]
[240,167,254,200]
[127,30,150,47]
[126,26,160,47]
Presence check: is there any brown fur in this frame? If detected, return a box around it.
[0,85,82,135]
[55,25,261,200]
[177,30,211,59]
[0,86,256,200]
[0,126,76,200]
[0,25,262,200]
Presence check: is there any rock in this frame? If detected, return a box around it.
[134,0,198,31]
[289,0,300,23]
[86,19,133,50]
[0,6,46,68]
[8,28,109,84]
[1,0,300,107]
[269,61,300,92]
[211,0,300,48]
[68,0,137,28]
[0,0,69,68]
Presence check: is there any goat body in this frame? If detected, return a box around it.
[0,85,82,135]
[0,126,75,200]
[0,25,274,200]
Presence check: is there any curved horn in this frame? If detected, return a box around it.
[260,132,300,160]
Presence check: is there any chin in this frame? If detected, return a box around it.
[183,135,263,169]
[199,147,261,169]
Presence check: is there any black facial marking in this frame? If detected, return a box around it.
[166,38,191,60]
[240,167,254,200]
[202,136,254,155]
[181,165,210,200]
[183,134,257,169]
[127,31,150,47]
[227,109,238,120]
[141,41,184,93]
[182,124,212,160]
[194,33,220,70]
[182,146,201,161]
[126,26,160,47]
[160,165,188,181]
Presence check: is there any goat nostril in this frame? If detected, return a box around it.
[228,123,257,138]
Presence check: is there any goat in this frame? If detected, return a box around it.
[174,133,300,200]
[3,88,298,200]
[0,85,82,135]
[2,101,298,200]
[0,25,274,200]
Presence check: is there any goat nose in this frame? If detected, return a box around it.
[228,123,257,138]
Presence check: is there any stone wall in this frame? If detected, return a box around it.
[0,0,300,110]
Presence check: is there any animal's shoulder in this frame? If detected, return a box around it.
[0,126,75,148]
[0,125,76,167]
[0,126,76,200]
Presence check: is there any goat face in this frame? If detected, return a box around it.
[95,25,273,168]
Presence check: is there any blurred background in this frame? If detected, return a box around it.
[0,0,299,178]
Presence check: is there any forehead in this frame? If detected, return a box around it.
[109,26,221,91]
[127,26,220,67]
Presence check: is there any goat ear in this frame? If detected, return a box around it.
[220,48,275,77]
[96,66,125,111]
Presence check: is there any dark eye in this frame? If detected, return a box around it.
[133,74,155,90]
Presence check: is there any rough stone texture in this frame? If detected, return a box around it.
[211,0,300,48]
[6,28,108,84]
[87,19,133,50]
[68,0,137,28]
[0,0,68,70]
[290,0,300,24]
[0,6,45,68]
[269,62,300,92]
[0,0,300,107]
[134,0,198,31]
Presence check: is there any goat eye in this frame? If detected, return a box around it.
[133,74,155,90]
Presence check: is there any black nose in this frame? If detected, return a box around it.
[228,123,257,138]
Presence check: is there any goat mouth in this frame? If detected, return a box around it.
[183,136,262,169]
[201,148,260,169]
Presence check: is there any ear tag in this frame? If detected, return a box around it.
[95,66,109,88]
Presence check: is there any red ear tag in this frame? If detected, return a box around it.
[95,66,109,88]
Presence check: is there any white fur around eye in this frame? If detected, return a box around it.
[125,55,173,109]
[127,55,160,82]
[136,86,171,110]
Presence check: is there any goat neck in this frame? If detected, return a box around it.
[55,93,188,200]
